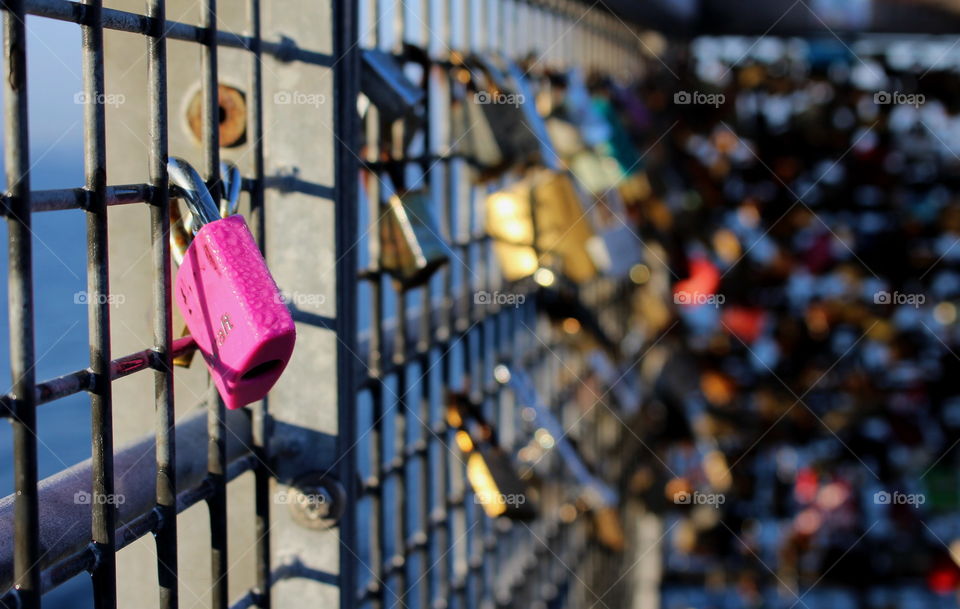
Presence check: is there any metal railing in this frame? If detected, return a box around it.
[0,0,647,608]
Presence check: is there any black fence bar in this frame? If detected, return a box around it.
[197,0,229,606]
[247,0,272,606]
[334,0,360,607]
[145,0,179,605]
[3,0,40,606]
[81,0,117,605]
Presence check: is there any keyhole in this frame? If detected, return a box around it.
[241,359,282,380]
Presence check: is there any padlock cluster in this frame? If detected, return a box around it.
[358,48,654,552]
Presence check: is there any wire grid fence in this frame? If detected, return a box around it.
[0,0,282,607]
[0,0,648,608]
[355,1,644,608]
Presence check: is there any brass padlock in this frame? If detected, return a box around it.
[447,392,536,520]
[484,178,540,281]
[618,170,652,206]
[379,189,449,288]
[484,170,598,283]
[592,506,626,552]
[529,170,598,283]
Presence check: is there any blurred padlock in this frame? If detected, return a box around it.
[583,189,643,278]
[484,179,539,281]
[504,58,559,170]
[168,158,295,409]
[593,94,641,177]
[617,171,652,206]
[545,115,586,160]
[360,49,425,123]
[378,182,449,288]
[447,392,536,520]
[530,169,598,283]
[484,170,598,283]
[569,149,623,195]
[451,54,540,178]
[496,364,624,550]
[592,506,626,552]
[562,68,611,148]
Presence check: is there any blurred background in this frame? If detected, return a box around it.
[613,3,960,608]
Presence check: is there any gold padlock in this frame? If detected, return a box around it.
[530,169,598,283]
[379,189,449,288]
[618,170,652,206]
[592,505,626,552]
[484,179,539,281]
[485,170,598,283]
[447,393,536,520]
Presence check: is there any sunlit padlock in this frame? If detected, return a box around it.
[378,186,449,289]
[168,157,295,409]
[495,364,625,551]
[447,392,536,520]
[484,169,597,282]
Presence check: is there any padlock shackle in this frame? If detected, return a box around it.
[219,161,241,218]
[168,157,221,230]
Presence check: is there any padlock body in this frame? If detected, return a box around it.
[175,215,295,409]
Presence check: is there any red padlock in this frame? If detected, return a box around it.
[169,157,296,409]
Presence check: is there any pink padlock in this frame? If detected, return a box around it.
[169,158,296,409]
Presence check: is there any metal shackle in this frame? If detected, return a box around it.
[180,161,242,235]
[167,157,221,231]
[219,161,241,218]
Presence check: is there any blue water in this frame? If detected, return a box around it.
[0,16,97,606]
